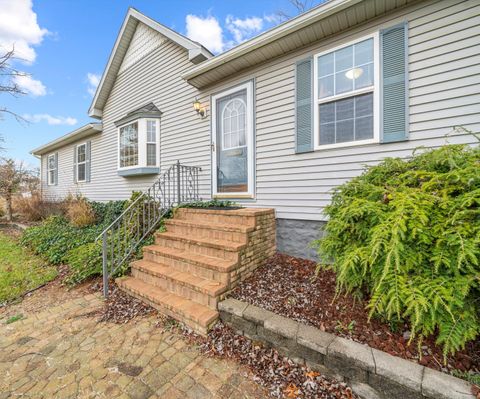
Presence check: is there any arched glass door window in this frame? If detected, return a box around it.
[221,98,246,150]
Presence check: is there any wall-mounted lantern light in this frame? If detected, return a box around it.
[193,97,206,118]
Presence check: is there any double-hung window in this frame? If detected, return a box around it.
[314,34,379,149]
[76,143,87,182]
[47,154,56,185]
[146,120,157,166]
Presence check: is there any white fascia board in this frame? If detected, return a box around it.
[182,0,361,81]
[88,8,213,117]
[31,123,102,156]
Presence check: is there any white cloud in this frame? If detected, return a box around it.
[0,0,49,64]
[185,13,281,54]
[14,74,47,97]
[23,113,77,126]
[225,15,263,43]
[186,14,224,54]
[86,73,101,96]
[264,14,284,25]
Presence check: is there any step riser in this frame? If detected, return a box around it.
[175,210,255,227]
[131,268,218,310]
[117,283,209,335]
[154,236,239,262]
[165,223,247,244]
[143,250,231,284]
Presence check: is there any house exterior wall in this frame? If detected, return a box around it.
[41,23,212,201]
[41,0,480,231]
[201,0,480,222]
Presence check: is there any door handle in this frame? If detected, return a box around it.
[211,142,215,152]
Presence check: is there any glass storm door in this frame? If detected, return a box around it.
[212,82,254,197]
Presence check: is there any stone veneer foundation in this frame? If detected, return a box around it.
[117,207,276,334]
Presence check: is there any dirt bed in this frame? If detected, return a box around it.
[230,253,480,376]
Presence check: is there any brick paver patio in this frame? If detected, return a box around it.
[0,293,267,399]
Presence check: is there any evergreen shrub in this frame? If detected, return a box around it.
[314,136,480,357]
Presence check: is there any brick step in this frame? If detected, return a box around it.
[164,219,252,244]
[175,208,259,227]
[154,232,245,261]
[131,259,227,309]
[116,276,218,335]
[142,245,236,284]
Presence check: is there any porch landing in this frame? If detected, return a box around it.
[117,207,276,334]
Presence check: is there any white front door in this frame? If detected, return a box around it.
[212,81,254,198]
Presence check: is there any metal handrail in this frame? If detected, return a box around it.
[98,161,201,297]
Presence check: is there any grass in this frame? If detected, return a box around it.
[5,314,23,324]
[0,232,57,304]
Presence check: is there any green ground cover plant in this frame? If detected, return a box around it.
[315,134,480,358]
[21,199,127,284]
[0,232,57,304]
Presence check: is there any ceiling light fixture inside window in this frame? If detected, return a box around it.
[345,67,364,80]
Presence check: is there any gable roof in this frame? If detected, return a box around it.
[89,8,213,118]
[31,123,102,156]
[114,102,162,127]
[183,0,420,88]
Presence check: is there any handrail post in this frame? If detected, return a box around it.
[176,160,181,205]
[102,231,109,298]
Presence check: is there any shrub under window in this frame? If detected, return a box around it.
[314,135,480,357]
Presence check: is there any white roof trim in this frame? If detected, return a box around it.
[31,123,102,156]
[183,0,362,83]
[89,8,212,118]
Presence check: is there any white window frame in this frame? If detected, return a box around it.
[47,153,56,186]
[117,118,160,171]
[145,119,159,167]
[76,142,87,183]
[313,32,380,150]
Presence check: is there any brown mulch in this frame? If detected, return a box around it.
[96,283,157,323]
[230,253,480,376]
[183,322,356,399]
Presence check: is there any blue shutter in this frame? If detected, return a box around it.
[54,152,58,186]
[380,22,408,143]
[86,141,91,182]
[73,145,77,183]
[295,57,314,153]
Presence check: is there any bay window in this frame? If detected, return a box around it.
[117,118,160,175]
[314,34,379,149]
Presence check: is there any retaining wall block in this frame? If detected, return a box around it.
[422,367,475,399]
[369,348,423,399]
[326,337,375,383]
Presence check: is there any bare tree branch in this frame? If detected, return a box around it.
[0,45,30,123]
[275,0,317,22]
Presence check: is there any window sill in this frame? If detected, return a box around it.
[118,167,160,177]
[314,138,378,151]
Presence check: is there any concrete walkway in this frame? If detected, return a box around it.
[0,293,267,399]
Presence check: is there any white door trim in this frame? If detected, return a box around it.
[211,81,255,199]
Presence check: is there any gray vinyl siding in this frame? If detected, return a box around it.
[201,0,480,221]
[42,27,212,202]
[41,0,480,222]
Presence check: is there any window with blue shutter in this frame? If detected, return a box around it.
[73,145,77,183]
[76,143,87,183]
[295,58,314,153]
[380,22,408,143]
[47,153,57,186]
[86,141,91,182]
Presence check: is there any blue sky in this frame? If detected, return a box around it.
[0,0,321,167]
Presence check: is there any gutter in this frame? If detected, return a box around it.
[30,123,102,156]
[182,0,361,82]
